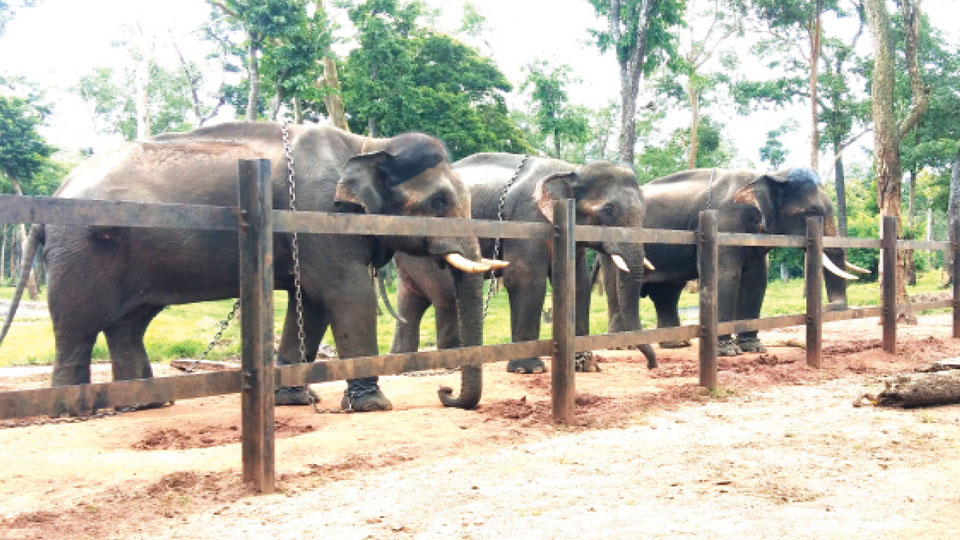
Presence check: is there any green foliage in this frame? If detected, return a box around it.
[341,1,529,158]
[587,0,685,76]
[520,60,590,159]
[0,92,54,189]
[635,116,734,183]
[759,119,798,169]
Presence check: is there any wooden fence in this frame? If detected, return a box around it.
[0,158,958,493]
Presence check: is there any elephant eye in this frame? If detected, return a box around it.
[429,194,448,213]
[601,203,618,219]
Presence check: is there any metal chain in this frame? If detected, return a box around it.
[706,168,716,210]
[182,299,241,372]
[281,120,308,364]
[483,155,528,320]
[1,405,148,429]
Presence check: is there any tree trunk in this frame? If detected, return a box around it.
[833,138,847,237]
[946,144,960,285]
[554,127,561,158]
[908,169,917,228]
[134,27,152,140]
[246,34,260,121]
[293,96,303,124]
[904,248,916,285]
[1,224,6,281]
[612,0,656,166]
[687,78,699,169]
[320,57,349,131]
[809,3,822,170]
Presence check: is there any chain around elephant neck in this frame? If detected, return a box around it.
[706,168,717,210]
[281,120,308,364]
[483,154,528,320]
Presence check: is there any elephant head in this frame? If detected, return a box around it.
[533,161,651,331]
[334,132,496,408]
[732,167,858,310]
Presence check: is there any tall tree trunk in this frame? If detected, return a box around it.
[320,57,349,131]
[554,127,561,158]
[134,24,152,140]
[809,2,823,170]
[946,144,960,286]
[611,0,656,165]
[925,206,933,241]
[7,177,37,300]
[687,78,699,169]
[293,96,303,124]
[246,34,260,121]
[833,138,847,236]
[1,224,7,281]
[908,169,917,227]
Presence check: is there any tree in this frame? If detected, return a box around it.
[587,0,685,164]
[340,1,529,158]
[521,61,590,159]
[0,93,54,298]
[759,120,798,169]
[865,0,930,320]
[635,115,733,183]
[0,0,34,35]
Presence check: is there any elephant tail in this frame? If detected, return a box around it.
[0,224,44,347]
[438,364,482,409]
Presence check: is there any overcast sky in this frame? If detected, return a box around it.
[0,0,956,174]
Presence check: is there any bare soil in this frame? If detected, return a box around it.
[2,314,960,539]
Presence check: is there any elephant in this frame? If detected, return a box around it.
[390,152,657,373]
[600,167,862,357]
[0,122,500,412]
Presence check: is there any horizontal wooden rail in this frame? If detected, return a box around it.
[897,239,951,251]
[907,299,953,312]
[822,236,883,249]
[574,325,700,350]
[719,232,805,248]
[823,306,884,322]
[273,210,552,240]
[0,195,239,230]
[573,225,695,245]
[717,314,806,335]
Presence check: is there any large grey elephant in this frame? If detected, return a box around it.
[391,153,657,372]
[601,167,861,356]
[0,122,498,411]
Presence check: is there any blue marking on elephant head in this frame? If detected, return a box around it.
[786,167,823,187]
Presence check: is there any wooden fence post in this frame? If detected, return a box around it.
[805,217,824,368]
[953,219,960,339]
[551,198,576,424]
[881,216,897,354]
[698,210,719,389]
[238,159,275,493]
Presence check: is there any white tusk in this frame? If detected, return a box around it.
[643,257,656,271]
[823,254,858,280]
[611,254,631,273]
[444,253,492,274]
[481,258,510,270]
[844,260,871,274]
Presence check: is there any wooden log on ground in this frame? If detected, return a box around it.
[874,370,960,407]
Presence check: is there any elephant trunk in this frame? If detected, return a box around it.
[822,217,848,311]
[607,242,658,369]
[438,242,484,409]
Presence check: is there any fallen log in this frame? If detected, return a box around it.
[873,370,960,407]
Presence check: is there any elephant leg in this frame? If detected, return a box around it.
[716,251,743,357]
[599,254,624,331]
[314,263,392,412]
[647,283,689,348]
[389,280,433,354]
[103,305,162,381]
[735,256,768,353]
[505,264,548,374]
[276,293,328,406]
[575,249,591,337]
[51,328,98,387]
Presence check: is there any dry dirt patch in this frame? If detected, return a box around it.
[1,314,959,539]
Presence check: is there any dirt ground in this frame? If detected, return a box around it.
[2,314,960,540]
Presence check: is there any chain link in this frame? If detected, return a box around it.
[706,168,716,210]
[483,155,528,320]
[281,121,308,364]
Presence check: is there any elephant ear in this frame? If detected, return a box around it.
[534,171,576,222]
[334,151,392,214]
[732,167,823,231]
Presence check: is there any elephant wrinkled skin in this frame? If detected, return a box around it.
[0,122,488,411]
[602,167,851,356]
[391,153,656,373]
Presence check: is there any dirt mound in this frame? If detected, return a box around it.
[133,418,317,450]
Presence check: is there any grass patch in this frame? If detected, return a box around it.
[0,270,949,368]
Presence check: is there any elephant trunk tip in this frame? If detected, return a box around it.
[438,385,480,410]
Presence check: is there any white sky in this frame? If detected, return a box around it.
[0,0,957,174]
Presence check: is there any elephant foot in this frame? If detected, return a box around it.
[341,379,393,412]
[507,358,546,374]
[659,340,691,349]
[717,337,742,357]
[575,351,600,372]
[275,385,319,406]
[736,336,767,353]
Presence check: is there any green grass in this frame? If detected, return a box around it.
[0,270,949,368]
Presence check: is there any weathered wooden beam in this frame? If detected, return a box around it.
[874,370,960,407]
[822,306,883,323]
[572,225,695,245]
[896,239,950,251]
[882,216,898,354]
[718,232,805,248]
[716,314,806,335]
[907,299,953,312]
[0,371,241,420]
[274,210,551,240]
[822,237,883,249]
[551,199,576,424]
[699,210,719,389]
[573,325,699,350]
[238,159,275,493]
[0,195,239,230]
[806,217,824,368]
[954,219,960,339]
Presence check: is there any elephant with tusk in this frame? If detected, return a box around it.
[0,122,494,412]
[601,167,860,357]
[391,153,658,373]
